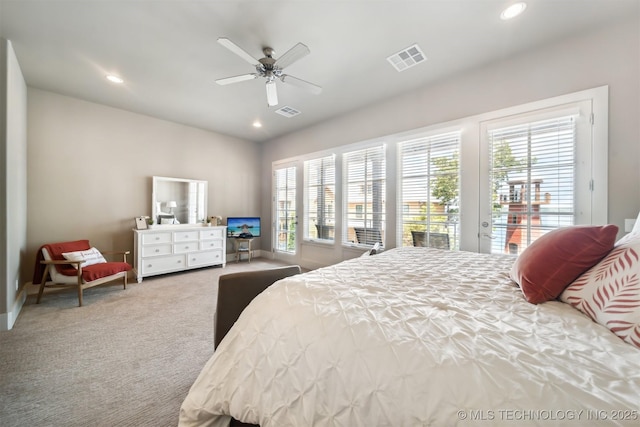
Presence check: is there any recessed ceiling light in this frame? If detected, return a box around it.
[252,121,262,128]
[106,74,124,84]
[501,2,527,20]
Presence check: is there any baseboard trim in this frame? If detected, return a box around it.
[0,286,27,331]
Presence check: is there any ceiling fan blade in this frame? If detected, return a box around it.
[266,81,278,106]
[217,37,260,65]
[215,73,258,85]
[274,42,310,69]
[280,74,322,95]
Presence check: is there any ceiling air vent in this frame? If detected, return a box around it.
[386,44,427,72]
[275,106,301,118]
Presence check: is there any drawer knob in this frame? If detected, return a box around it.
[155,237,160,240]
[177,260,182,264]
[155,249,160,253]
[185,246,189,250]
[147,264,152,268]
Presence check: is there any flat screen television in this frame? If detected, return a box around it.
[226,217,261,238]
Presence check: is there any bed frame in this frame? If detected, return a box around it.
[215,265,302,427]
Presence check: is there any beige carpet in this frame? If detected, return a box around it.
[0,259,289,427]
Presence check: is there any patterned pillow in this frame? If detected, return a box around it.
[62,247,107,268]
[560,232,640,348]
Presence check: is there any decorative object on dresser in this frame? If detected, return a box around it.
[32,240,132,306]
[133,226,226,283]
[134,216,148,230]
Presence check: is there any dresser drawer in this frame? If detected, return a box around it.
[174,241,199,253]
[200,239,223,250]
[174,231,199,242]
[200,228,224,240]
[187,250,223,267]
[140,254,185,275]
[142,232,172,245]
[142,244,172,257]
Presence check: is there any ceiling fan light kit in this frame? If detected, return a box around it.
[215,37,322,107]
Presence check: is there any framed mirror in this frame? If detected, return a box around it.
[152,176,207,226]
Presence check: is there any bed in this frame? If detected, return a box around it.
[179,227,640,427]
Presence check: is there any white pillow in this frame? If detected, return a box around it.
[62,247,107,268]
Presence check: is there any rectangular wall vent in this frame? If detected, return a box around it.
[386,44,427,72]
[275,106,301,118]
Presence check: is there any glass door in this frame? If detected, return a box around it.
[273,164,298,262]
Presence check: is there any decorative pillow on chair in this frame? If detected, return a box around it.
[510,225,619,304]
[560,232,640,348]
[62,247,107,268]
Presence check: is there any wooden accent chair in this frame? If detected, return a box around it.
[33,240,132,306]
[411,231,450,249]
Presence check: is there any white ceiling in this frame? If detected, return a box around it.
[1,0,638,142]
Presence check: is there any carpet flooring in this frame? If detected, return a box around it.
[0,259,288,427]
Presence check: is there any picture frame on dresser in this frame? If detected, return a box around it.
[135,216,148,230]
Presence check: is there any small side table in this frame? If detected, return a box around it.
[235,238,253,262]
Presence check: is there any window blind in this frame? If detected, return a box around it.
[399,131,461,249]
[489,115,576,254]
[304,155,336,241]
[343,145,386,246]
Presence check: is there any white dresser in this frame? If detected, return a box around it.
[133,226,226,282]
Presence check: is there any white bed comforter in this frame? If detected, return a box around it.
[179,247,640,426]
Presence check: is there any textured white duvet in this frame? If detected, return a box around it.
[179,247,640,426]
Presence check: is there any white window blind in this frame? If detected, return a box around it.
[304,155,336,241]
[489,115,576,255]
[399,131,460,249]
[343,145,386,246]
[274,166,297,253]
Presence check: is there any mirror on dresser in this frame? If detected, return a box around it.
[152,176,207,225]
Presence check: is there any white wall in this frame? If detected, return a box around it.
[259,15,640,261]
[1,39,28,330]
[25,88,262,284]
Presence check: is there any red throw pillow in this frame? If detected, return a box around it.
[510,225,618,304]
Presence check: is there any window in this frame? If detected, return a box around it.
[304,155,335,241]
[343,145,386,246]
[274,166,296,253]
[487,113,578,255]
[399,131,461,249]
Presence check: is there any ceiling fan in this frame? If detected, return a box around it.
[215,37,322,107]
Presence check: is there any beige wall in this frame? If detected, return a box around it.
[24,88,261,284]
[260,15,640,253]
